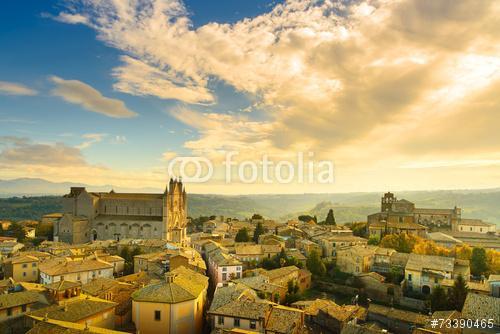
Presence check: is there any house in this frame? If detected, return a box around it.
[336,246,377,275]
[291,298,366,333]
[26,318,129,334]
[264,304,305,334]
[170,251,207,274]
[367,304,429,334]
[261,266,311,293]
[461,293,500,332]
[316,234,368,259]
[234,244,265,265]
[208,249,243,285]
[2,255,39,282]
[44,280,82,302]
[0,241,24,258]
[404,254,469,295]
[488,274,500,297]
[0,290,42,323]
[208,283,272,332]
[371,248,397,273]
[39,257,114,284]
[285,249,307,267]
[232,275,287,303]
[356,272,402,303]
[131,266,209,334]
[83,277,136,327]
[28,296,118,330]
[296,239,322,257]
[457,219,496,234]
[99,255,125,275]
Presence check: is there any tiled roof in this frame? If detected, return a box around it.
[45,280,81,291]
[28,298,117,322]
[265,305,303,333]
[131,266,208,303]
[0,291,41,310]
[461,293,500,326]
[263,266,299,281]
[428,232,463,244]
[39,258,113,276]
[4,255,39,264]
[211,249,242,266]
[368,304,428,325]
[82,277,124,295]
[406,254,454,272]
[235,244,262,255]
[459,219,495,227]
[232,275,283,294]
[27,317,128,334]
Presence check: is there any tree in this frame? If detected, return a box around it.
[379,233,420,253]
[251,213,263,220]
[448,274,468,311]
[235,228,250,242]
[253,222,265,243]
[6,222,26,241]
[306,250,326,277]
[298,215,315,223]
[368,236,379,245]
[430,285,448,311]
[471,247,488,276]
[324,209,336,225]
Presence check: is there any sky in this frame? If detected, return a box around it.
[0,0,499,194]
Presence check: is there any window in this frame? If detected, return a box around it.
[250,320,257,329]
[408,274,412,281]
[154,310,161,321]
[434,277,438,284]
[21,305,27,312]
[7,308,12,316]
[32,263,37,267]
[222,267,227,272]
[218,316,224,325]
[236,272,241,278]
[234,318,240,327]
[222,273,227,281]
[33,271,37,276]
[22,264,28,268]
[470,227,472,231]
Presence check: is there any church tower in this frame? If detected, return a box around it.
[162,178,187,244]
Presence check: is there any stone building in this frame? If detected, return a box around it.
[367,192,463,239]
[54,178,187,245]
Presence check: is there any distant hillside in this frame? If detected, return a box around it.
[0,178,499,225]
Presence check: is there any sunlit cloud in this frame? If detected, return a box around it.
[0,81,38,96]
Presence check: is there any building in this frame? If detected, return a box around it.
[26,319,129,334]
[336,246,377,275]
[54,178,187,244]
[456,219,496,234]
[2,255,39,282]
[315,234,368,259]
[208,248,243,285]
[404,254,469,295]
[488,274,500,297]
[39,257,114,284]
[131,266,209,334]
[368,192,460,238]
[367,304,429,334]
[427,232,463,248]
[0,291,41,324]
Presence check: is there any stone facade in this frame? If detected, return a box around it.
[54,179,187,245]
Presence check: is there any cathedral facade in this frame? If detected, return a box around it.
[54,179,187,245]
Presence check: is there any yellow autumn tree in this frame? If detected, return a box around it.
[486,249,500,274]
[413,239,450,257]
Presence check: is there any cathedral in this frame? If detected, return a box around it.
[54,179,187,245]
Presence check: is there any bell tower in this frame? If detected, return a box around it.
[162,178,187,244]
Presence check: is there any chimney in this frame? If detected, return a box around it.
[165,272,176,283]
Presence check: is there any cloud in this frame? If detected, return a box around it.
[112,135,127,144]
[52,0,500,192]
[161,151,177,161]
[50,76,137,118]
[0,136,86,166]
[76,133,107,149]
[0,81,38,96]
[53,12,89,24]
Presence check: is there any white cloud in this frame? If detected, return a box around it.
[53,12,89,24]
[112,135,127,144]
[161,151,177,161]
[50,76,137,118]
[76,133,107,149]
[0,81,38,96]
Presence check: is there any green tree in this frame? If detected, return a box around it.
[251,213,263,220]
[298,215,315,223]
[235,228,250,242]
[471,247,488,276]
[253,222,265,243]
[324,209,336,225]
[448,274,468,311]
[368,236,379,245]
[6,222,26,241]
[306,250,326,277]
[430,285,448,311]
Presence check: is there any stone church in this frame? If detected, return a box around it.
[54,178,187,245]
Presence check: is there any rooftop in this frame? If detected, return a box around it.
[39,258,113,276]
[0,291,41,310]
[131,266,208,303]
[265,305,303,333]
[461,293,500,326]
[406,254,454,273]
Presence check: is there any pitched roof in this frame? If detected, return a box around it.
[368,304,428,325]
[4,255,39,264]
[263,266,299,281]
[28,298,117,322]
[131,266,208,303]
[27,317,128,334]
[406,254,454,273]
[265,305,303,333]
[459,219,495,227]
[39,258,113,276]
[45,280,81,291]
[461,293,500,326]
[0,291,41,310]
[235,244,263,255]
